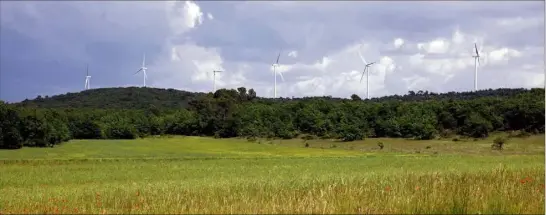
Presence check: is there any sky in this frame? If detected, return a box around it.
[0,1,544,102]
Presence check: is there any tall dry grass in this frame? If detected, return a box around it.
[1,166,543,214]
[1,136,544,214]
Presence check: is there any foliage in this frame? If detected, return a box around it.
[1,87,544,148]
[492,136,508,150]
[378,142,384,150]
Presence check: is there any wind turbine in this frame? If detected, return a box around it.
[472,43,482,91]
[134,53,148,87]
[84,64,91,90]
[272,51,285,98]
[212,70,223,92]
[357,46,376,100]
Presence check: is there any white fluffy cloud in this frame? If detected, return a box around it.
[288,51,298,58]
[0,1,543,101]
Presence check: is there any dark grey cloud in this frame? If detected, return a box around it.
[0,1,543,102]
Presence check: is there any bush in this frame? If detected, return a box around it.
[103,122,137,139]
[339,125,364,142]
[492,136,507,150]
[377,142,384,150]
[460,113,492,138]
[70,120,104,139]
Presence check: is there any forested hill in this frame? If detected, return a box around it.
[1,86,544,149]
[14,87,208,109]
[11,87,544,109]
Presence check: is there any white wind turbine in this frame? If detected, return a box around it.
[84,64,91,90]
[212,70,223,92]
[472,43,483,91]
[134,53,148,87]
[272,51,285,98]
[357,45,376,100]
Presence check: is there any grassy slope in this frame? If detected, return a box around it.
[0,135,544,214]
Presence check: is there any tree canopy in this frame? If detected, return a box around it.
[1,87,544,149]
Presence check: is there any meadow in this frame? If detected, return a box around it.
[0,134,544,214]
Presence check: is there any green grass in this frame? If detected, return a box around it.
[0,135,544,214]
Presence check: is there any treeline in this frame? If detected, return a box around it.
[14,87,536,109]
[1,87,544,149]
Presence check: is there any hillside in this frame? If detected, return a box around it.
[14,87,208,109]
[1,86,544,149]
[11,87,544,109]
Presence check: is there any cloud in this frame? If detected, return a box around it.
[393,38,404,49]
[0,1,543,102]
[288,50,298,58]
[167,1,205,34]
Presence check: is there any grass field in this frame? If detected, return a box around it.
[0,134,544,214]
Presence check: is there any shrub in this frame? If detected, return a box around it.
[377,142,384,150]
[340,126,364,142]
[492,136,507,150]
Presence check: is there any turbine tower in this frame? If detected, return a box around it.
[357,46,376,100]
[472,43,481,91]
[84,64,91,90]
[272,51,285,98]
[134,53,148,87]
[212,70,223,92]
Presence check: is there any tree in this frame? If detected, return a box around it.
[3,87,545,149]
[0,103,23,149]
[351,94,361,101]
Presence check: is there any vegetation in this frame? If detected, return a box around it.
[1,87,544,214]
[0,136,543,214]
[1,87,544,149]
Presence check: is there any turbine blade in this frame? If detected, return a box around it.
[278,71,285,82]
[357,48,367,64]
[276,51,281,64]
[367,62,376,66]
[359,69,366,83]
[142,53,146,67]
[134,68,142,74]
[474,43,479,56]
